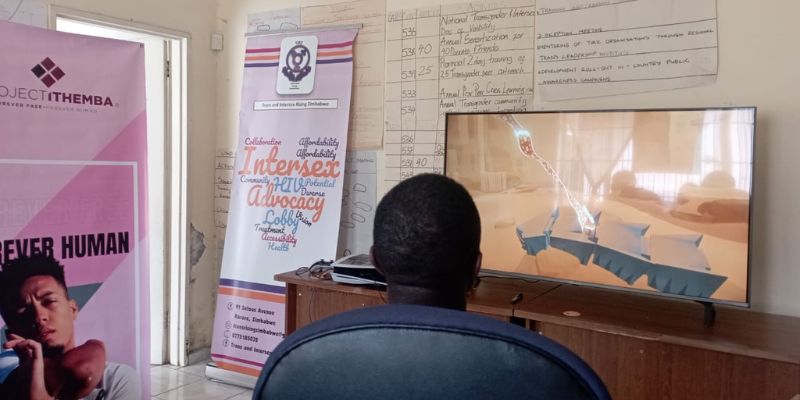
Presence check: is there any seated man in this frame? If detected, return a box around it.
[370,173,482,311]
[254,174,611,400]
[0,254,140,400]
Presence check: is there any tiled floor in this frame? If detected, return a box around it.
[151,361,253,400]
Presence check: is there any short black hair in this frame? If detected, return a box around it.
[0,254,69,321]
[373,174,481,289]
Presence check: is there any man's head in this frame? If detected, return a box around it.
[0,254,78,357]
[371,174,482,309]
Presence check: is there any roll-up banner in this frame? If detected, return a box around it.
[0,21,149,399]
[208,27,358,385]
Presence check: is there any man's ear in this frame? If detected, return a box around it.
[369,247,385,277]
[471,252,482,289]
[69,298,78,320]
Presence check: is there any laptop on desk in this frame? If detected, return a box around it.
[331,254,387,286]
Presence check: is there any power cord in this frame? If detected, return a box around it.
[295,259,334,280]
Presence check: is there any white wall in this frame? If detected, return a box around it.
[46,0,219,354]
[537,0,800,317]
[46,0,798,359]
[215,0,800,318]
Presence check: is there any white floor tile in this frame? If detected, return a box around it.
[225,390,254,400]
[152,360,255,399]
[150,365,205,395]
[155,379,247,400]
[178,361,210,377]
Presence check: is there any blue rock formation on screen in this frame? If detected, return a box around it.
[516,209,727,298]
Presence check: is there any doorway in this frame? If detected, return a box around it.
[53,9,189,366]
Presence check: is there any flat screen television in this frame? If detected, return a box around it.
[445,108,755,306]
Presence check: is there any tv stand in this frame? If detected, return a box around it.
[275,271,800,400]
[696,300,717,328]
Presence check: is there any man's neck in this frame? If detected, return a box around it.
[387,284,467,311]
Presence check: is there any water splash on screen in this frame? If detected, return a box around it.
[496,114,596,235]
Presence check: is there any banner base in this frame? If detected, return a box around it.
[205,364,258,389]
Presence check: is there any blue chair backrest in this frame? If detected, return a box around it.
[253,304,611,400]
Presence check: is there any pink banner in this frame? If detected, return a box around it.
[211,28,357,379]
[0,21,149,398]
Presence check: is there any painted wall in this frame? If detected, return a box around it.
[538,0,800,317]
[46,0,219,356]
[215,0,800,319]
[37,0,797,363]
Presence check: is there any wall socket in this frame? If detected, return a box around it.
[210,33,224,51]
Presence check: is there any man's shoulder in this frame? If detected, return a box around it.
[104,362,139,383]
[93,362,141,400]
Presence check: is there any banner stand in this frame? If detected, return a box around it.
[207,25,358,387]
[206,361,258,388]
[0,20,150,398]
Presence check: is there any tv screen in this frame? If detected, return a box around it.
[445,108,755,306]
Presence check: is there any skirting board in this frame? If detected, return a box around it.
[205,363,258,389]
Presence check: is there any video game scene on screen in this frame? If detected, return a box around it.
[446,109,754,305]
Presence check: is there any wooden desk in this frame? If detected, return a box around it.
[515,284,800,400]
[275,272,800,400]
[275,272,558,331]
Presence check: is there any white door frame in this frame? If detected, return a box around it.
[50,6,190,366]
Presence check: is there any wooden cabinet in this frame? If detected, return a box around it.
[275,272,800,400]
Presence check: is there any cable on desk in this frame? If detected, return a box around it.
[295,259,334,280]
[478,272,544,285]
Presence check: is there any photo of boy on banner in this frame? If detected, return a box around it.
[0,255,140,400]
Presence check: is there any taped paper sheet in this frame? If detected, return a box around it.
[384,0,536,188]
[535,0,718,100]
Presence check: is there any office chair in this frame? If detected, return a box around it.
[253,304,611,399]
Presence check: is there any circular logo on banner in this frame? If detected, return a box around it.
[281,45,312,82]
